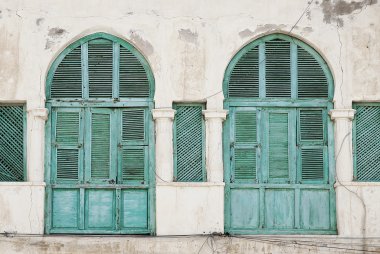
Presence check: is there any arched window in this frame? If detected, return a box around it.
[45,33,154,234]
[224,34,335,234]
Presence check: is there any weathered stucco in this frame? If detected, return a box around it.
[0,0,379,245]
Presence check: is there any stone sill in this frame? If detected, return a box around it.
[157,182,225,187]
[0,182,46,187]
[335,181,380,187]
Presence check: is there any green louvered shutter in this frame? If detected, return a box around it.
[121,108,146,183]
[299,109,326,182]
[51,47,83,98]
[119,47,150,98]
[232,109,257,182]
[174,105,205,182]
[90,110,111,180]
[355,105,380,181]
[265,39,291,98]
[0,106,25,181]
[54,109,82,181]
[268,111,290,181]
[297,46,328,98]
[228,46,259,98]
[88,39,113,98]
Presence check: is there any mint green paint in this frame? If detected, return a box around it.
[223,34,335,235]
[45,33,155,235]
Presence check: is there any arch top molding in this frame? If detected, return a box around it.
[46,32,155,100]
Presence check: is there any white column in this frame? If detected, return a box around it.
[329,109,356,182]
[202,110,228,182]
[27,108,48,183]
[330,109,357,236]
[152,108,176,182]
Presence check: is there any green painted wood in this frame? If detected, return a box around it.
[268,111,289,180]
[121,190,148,228]
[46,32,155,235]
[223,33,335,235]
[233,109,257,182]
[173,104,206,182]
[52,189,79,229]
[223,34,334,100]
[353,104,380,181]
[88,39,113,98]
[265,39,291,98]
[0,106,25,182]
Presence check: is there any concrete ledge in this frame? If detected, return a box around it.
[335,181,380,187]
[0,181,46,187]
[1,235,379,254]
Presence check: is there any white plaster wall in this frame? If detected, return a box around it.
[0,0,379,237]
[0,183,45,234]
[156,183,224,235]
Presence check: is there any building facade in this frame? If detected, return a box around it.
[0,0,380,252]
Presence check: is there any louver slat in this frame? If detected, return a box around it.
[119,46,150,98]
[122,109,145,142]
[175,105,204,182]
[228,46,259,98]
[0,106,24,181]
[355,106,380,181]
[88,39,113,98]
[55,111,80,180]
[91,113,111,179]
[301,148,324,180]
[234,110,257,181]
[297,46,328,98]
[300,110,323,141]
[122,147,145,181]
[268,112,289,179]
[51,47,82,98]
[265,39,291,98]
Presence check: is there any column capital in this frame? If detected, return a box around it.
[329,109,355,121]
[152,108,176,120]
[202,110,228,120]
[28,108,49,121]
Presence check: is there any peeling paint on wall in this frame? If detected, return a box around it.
[254,24,287,34]
[36,18,44,26]
[178,29,198,44]
[129,30,154,56]
[239,29,254,38]
[321,0,378,26]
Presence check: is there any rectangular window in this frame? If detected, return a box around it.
[173,104,206,182]
[0,105,26,181]
[353,104,380,181]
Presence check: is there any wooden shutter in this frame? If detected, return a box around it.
[355,105,380,181]
[0,106,25,181]
[174,105,205,182]
[90,110,111,179]
[268,111,290,180]
[265,39,291,98]
[51,47,83,98]
[228,46,259,98]
[297,46,328,98]
[88,39,113,98]
[232,109,257,182]
[119,46,150,98]
[298,109,326,182]
[54,109,82,181]
[121,109,146,182]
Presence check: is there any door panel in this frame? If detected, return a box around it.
[52,189,79,228]
[265,189,295,229]
[230,189,260,229]
[86,190,115,229]
[121,190,148,228]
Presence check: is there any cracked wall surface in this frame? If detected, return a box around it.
[0,0,379,239]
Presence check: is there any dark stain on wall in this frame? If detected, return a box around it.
[48,27,67,38]
[321,0,378,26]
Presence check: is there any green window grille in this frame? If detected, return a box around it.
[46,33,154,234]
[0,105,26,182]
[224,34,335,235]
[173,104,206,182]
[353,104,380,181]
